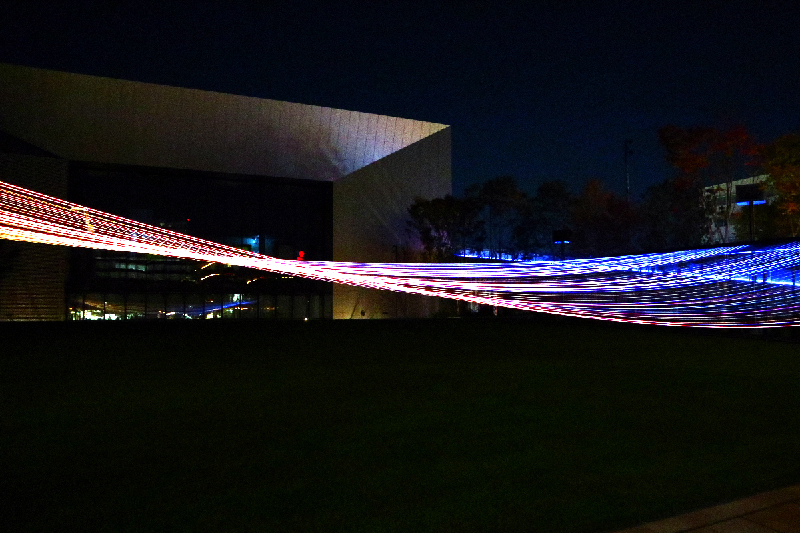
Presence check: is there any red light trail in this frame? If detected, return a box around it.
[3,179,800,328]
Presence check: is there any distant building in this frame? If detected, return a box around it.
[703,174,773,244]
[0,63,451,320]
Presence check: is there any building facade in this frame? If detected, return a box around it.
[0,63,451,320]
[704,175,773,244]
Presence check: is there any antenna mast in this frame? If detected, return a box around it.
[624,139,633,203]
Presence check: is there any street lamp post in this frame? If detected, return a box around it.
[553,229,572,261]
[624,139,633,204]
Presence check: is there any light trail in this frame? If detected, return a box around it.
[2,179,800,328]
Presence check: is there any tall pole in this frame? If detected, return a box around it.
[624,139,633,203]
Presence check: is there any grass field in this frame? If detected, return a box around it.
[2,317,800,532]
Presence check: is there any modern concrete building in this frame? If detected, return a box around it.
[0,63,451,320]
[703,175,773,244]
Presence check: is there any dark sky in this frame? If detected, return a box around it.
[3,1,800,198]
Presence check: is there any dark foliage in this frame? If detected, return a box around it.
[406,126,800,260]
[407,194,483,260]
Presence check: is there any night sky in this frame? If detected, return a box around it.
[2,1,800,198]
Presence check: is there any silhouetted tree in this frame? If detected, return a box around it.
[571,179,638,257]
[762,133,800,237]
[640,177,707,250]
[706,127,760,242]
[534,180,573,256]
[509,180,574,259]
[407,195,483,260]
[658,124,759,244]
[510,200,540,259]
[467,176,527,259]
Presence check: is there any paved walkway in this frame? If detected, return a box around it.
[614,484,800,532]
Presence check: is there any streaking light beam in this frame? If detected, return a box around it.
[3,179,800,328]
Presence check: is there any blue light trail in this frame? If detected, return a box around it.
[3,179,800,328]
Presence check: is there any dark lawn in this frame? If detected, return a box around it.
[2,317,800,532]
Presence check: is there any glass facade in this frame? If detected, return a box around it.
[66,162,333,320]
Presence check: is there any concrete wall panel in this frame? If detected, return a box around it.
[332,127,451,318]
[0,63,447,182]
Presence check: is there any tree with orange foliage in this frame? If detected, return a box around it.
[657,125,759,244]
[762,133,800,237]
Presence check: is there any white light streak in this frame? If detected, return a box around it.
[3,179,800,328]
